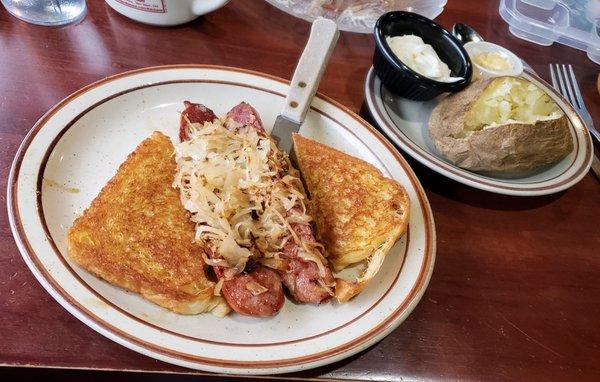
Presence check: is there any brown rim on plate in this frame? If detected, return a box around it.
[8,64,436,369]
[366,67,593,193]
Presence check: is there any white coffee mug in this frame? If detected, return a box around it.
[105,0,230,26]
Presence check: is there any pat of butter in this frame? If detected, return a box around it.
[385,35,460,83]
[474,51,513,71]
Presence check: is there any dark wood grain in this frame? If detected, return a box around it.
[1,1,599,381]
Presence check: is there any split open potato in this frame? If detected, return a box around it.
[428,76,573,173]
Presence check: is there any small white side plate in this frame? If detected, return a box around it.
[364,67,593,196]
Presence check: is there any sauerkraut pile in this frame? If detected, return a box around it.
[173,115,330,293]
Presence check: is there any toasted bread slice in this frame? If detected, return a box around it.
[68,132,229,316]
[292,134,410,302]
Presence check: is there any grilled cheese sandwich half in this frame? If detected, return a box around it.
[68,132,229,316]
[292,134,410,303]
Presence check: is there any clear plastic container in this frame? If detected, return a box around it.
[265,0,447,33]
[499,0,600,64]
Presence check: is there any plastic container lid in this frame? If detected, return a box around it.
[499,0,600,64]
[265,0,447,33]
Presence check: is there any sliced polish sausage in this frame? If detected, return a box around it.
[186,101,332,314]
[281,255,333,304]
[207,249,285,317]
[281,241,334,304]
[280,218,334,304]
[225,107,335,305]
[179,101,217,141]
[220,267,285,317]
[225,102,265,134]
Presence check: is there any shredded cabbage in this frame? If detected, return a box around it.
[245,281,268,295]
[173,115,327,279]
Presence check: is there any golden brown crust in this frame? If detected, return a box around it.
[292,134,410,299]
[67,132,228,315]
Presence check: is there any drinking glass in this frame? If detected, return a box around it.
[1,0,86,26]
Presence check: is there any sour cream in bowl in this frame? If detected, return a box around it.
[385,35,461,83]
[373,11,472,101]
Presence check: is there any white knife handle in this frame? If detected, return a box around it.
[281,18,339,124]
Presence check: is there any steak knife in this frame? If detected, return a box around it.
[271,18,339,153]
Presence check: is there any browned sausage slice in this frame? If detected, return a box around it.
[280,256,333,304]
[225,102,265,134]
[281,240,334,304]
[280,219,334,304]
[220,266,285,317]
[179,101,217,141]
[206,249,285,317]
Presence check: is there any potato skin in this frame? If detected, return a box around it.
[428,78,574,173]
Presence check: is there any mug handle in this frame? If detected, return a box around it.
[191,0,230,16]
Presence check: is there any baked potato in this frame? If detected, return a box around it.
[428,76,573,173]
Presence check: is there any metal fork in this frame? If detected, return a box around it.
[549,63,600,179]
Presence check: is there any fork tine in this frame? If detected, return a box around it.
[554,64,572,104]
[560,64,579,108]
[553,64,567,97]
[549,64,558,89]
[567,64,585,109]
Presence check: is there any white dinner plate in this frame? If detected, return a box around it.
[8,65,436,375]
[364,67,593,196]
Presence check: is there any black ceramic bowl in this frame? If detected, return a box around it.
[373,11,472,101]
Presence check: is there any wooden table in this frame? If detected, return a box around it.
[1,1,599,381]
